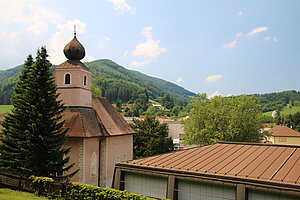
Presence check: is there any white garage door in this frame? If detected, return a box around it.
[177,179,235,200]
[124,172,167,199]
[248,189,298,200]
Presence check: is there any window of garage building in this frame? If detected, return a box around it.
[176,179,235,200]
[124,172,167,199]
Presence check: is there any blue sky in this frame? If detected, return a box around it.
[0,0,299,98]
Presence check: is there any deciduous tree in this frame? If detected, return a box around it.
[130,116,174,159]
[183,94,268,145]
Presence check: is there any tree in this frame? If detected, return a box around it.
[130,116,174,159]
[162,94,174,109]
[0,47,76,180]
[183,94,268,145]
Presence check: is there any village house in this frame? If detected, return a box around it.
[113,142,300,200]
[55,32,135,187]
[267,126,300,145]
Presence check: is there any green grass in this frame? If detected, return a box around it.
[0,105,13,114]
[264,106,300,117]
[0,188,48,200]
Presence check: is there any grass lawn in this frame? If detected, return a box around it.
[0,188,48,200]
[264,106,300,117]
[0,105,13,114]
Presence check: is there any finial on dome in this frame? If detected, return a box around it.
[63,30,85,60]
[74,25,76,37]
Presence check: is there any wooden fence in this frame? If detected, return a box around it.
[0,170,71,199]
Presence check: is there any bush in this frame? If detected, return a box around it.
[69,182,155,200]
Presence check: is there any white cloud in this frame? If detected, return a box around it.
[82,55,96,62]
[176,77,183,83]
[48,19,86,65]
[132,26,167,59]
[106,0,135,13]
[130,26,167,67]
[247,27,268,36]
[227,94,235,97]
[223,40,238,48]
[264,36,277,42]
[237,11,244,16]
[0,0,63,35]
[208,91,222,99]
[98,35,111,49]
[129,60,151,67]
[206,74,223,82]
[235,32,243,37]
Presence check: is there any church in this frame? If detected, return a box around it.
[55,32,135,187]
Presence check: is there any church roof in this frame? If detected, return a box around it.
[55,60,90,72]
[55,33,90,72]
[63,96,135,138]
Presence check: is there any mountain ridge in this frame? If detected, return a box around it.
[0,59,196,105]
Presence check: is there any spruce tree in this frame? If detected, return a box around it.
[0,47,76,180]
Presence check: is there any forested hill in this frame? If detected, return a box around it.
[0,59,195,105]
[254,90,300,112]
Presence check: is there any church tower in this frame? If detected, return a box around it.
[55,31,92,107]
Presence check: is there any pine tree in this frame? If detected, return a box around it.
[0,47,76,180]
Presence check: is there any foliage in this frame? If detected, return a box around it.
[130,116,174,159]
[283,112,300,132]
[0,105,13,114]
[0,188,48,200]
[255,90,300,112]
[183,94,268,145]
[0,47,76,180]
[69,182,155,200]
[162,94,175,109]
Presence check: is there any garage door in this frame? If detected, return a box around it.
[177,179,235,200]
[248,189,298,200]
[124,172,167,199]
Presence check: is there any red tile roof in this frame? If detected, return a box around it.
[62,96,135,138]
[92,96,135,136]
[119,142,300,187]
[55,60,90,72]
[268,126,300,137]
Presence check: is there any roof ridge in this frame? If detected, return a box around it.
[217,141,300,148]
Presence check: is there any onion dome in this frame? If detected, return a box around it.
[63,33,85,60]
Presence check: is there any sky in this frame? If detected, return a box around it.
[0,0,299,98]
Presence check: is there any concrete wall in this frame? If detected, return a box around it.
[55,69,92,107]
[100,135,133,187]
[273,136,300,145]
[63,137,101,186]
[62,138,81,183]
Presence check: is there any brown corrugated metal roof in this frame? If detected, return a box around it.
[62,96,135,138]
[92,96,135,136]
[269,126,300,137]
[55,60,90,72]
[120,142,300,187]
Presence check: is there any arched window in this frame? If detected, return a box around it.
[91,152,97,178]
[64,73,71,84]
[83,75,87,86]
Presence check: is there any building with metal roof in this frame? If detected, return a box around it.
[113,142,300,199]
[55,32,135,187]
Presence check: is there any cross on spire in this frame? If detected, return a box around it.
[74,25,76,37]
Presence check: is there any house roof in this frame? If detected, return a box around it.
[268,126,300,137]
[63,96,135,138]
[55,59,90,72]
[118,142,300,188]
